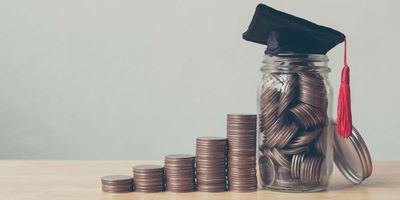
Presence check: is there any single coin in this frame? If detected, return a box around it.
[133,173,164,179]
[165,154,195,160]
[102,188,133,193]
[102,184,134,190]
[133,165,164,172]
[135,188,165,193]
[258,155,275,185]
[197,137,226,142]
[281,145,309,155]
[289,103,326,130]
[288,128,322,148]
[101,175,133,185]
[102,185,134,193]
[197,185,227,192]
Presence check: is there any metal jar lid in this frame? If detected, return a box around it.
[332,121,373,184]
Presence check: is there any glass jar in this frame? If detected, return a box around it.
[257,53,333,192]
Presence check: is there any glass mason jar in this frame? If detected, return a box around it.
[257,53,334,192]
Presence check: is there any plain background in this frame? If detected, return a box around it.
[0,0,399,160]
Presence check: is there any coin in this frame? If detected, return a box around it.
[270,148,290,168]
[102,185,134,193]
[277,73,297,116]
[291,153,305,179]
[300,156,324,185]
[133,165,164,173]
[298,72,327,109]
[288,128,322,148]
[281,145,309,155]
[259,155,275,185]
[101,175,133,185]
[165,154,195,160]
[289,103,326,129]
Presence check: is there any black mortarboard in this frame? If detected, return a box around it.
[242,4,345,55]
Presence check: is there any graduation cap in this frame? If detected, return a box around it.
[242,4,345,55]
[243,4,353,138]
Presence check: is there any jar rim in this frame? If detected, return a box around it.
[261,52,330,73]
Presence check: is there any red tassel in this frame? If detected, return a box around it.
[336,38,352,138]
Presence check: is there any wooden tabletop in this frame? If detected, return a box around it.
[0,160,397,200]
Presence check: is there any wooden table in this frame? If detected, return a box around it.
[0,160,397,200]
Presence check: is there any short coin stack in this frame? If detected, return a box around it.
[226,114,258,192]
[101,175,134,193]
[196,137,227,192]
[133,165,165,192]
[164,154,196,192]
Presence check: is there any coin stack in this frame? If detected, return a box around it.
[101,175,134,193]
[164,154,196,192]
[196,137,227,192]
[226,114,257,192]
[133,165,165,192]
[258,72,328,189]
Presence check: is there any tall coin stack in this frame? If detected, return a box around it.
[226,114,258,192]
[196,137,227,192]
[133,165,165,192]
[164,154,196,192]
[101,175,134,193]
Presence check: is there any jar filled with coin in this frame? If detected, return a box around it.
[257,53,333,192]
[242,4,373,192]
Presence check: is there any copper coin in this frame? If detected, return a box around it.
[228,187,257,192]
[133,173,164,178]
[165,169,195,176]
[288,128,322,148]
[133,165,164,172]
[165,154,195,160]
[165,161,195,166]
[281,145,309,155]
[135,188,164,193]
[291,153,305,179]
[197,174,227,180]
[197,136,226,142]
[102,186,133,193]
[135,182,164,187]
[102,184,134,190]
[274,178,300,188]
[289,103,326,130]
[258,155,275,186]
[276,74,297,116]
[270,148,290,168]
[197,185,227,192]
[227,114,256,119]
[101,175,133,185]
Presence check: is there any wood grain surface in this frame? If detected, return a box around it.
[0,160,397,200]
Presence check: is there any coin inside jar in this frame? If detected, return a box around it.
[259,155,275,186]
